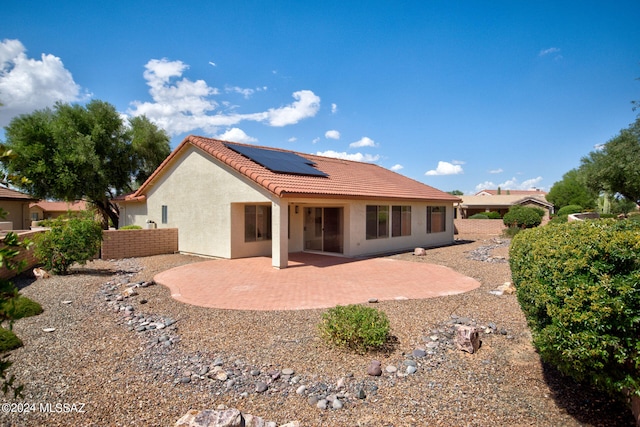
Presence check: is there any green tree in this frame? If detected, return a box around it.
[547,169,597,210]
[580,117,640,204]
[447,190,463,196]
[1,101,170,228]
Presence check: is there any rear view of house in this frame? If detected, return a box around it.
[118,136,460,268]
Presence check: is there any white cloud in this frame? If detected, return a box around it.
[215,127,257,143]
[288,137,297,143]
[425,161,464,176]
[451,160,465,165]
[331,103,338,114]
[0,39,87,126]
[539,47,563,60]
[539,47,560,57]
[474,181,496,192]
[225,86,255,98]
[390,164,404,171]
[474,176,544,193]
[208,61,217,67]
[128,58,320,135]
[312,137,320,144]
[325,130,340,140]
[349,136,376,148]
[316,150,380,163]
[489,168,504,174]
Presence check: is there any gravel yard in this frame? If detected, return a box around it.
[0,235,635,426]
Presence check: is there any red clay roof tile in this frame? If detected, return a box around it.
[128,135,460,203]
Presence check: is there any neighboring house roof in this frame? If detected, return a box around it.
[0,186,37,201]
[459,195,553,209]
[475,189,547,197]
[125,135,461,203]
[30,200,88,212]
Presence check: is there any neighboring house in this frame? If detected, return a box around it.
[0,186,37,230]
[456,189,554,221]
[29,200,88,222]
[118,135,461,268]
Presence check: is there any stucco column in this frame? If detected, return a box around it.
[271,201,288,269]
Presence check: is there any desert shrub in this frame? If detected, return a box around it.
[318,304,390,353]
[33,210,103,275]
[1,296,42,320]
[469,213,489,219]
[120,225,142,230]
[556,205,583,216]
[0,328,22,352]
[510,219,640,398]
[503,205,544,229]
[486,211,502,219]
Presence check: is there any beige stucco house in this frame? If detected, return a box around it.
[456,189,554,221]
[0,186,37,230]
[29,200,88,222]
[118,136,461,268]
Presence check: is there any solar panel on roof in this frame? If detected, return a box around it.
[225,143,328,177]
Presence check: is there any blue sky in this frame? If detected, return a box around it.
[1,1,638,194]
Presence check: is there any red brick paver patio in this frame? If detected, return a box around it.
[154,253,481,311]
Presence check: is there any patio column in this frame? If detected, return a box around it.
[271,201,288,269]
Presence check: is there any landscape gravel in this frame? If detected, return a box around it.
[0,235,635,426]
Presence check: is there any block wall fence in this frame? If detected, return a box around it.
[0,228,179,279]
[101,228,178,260]
[454,219,506,235]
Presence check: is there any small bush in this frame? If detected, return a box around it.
[0,328,22,352]
[120,225,142,230]
[556,205,583,216]
[318,304,390,353]
[485,211,502,219]
[510,219,640,398]
[503,205,544,229]
[1,296,42,320]
[469,213,489,219]
[33,210,103,275]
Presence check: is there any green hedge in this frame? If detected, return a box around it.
[510,219,640,397]
[503,205,544,228]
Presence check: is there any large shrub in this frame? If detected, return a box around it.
[318,304,390,353]
[503,205,544,229]
[510,219,640,398]
[0,296,42,320]
[34,210,103,275]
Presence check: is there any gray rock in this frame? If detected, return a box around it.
[403,360,417,367]
[316,399,328,410]
[307,395,319,406]
[179,377,191,384]
[368,298,378,303]
[385,365,397,373]
[296,385,307,395]
[255,381,268,393]
[413,349,427,358]
[407,365,418,375]
[367,360,382,376]
[282,368,294,376]
[357,388,366,399]
[332,398,343,409]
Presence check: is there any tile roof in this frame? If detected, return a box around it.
[30,200,88,212]
[0,186,37,201]
[459,195,553,208]
[128,135,460,203]
[476,189,547,196]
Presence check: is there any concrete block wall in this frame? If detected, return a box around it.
[454,219,506,236]
[101,228,178,260]
[0,230,43,280]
